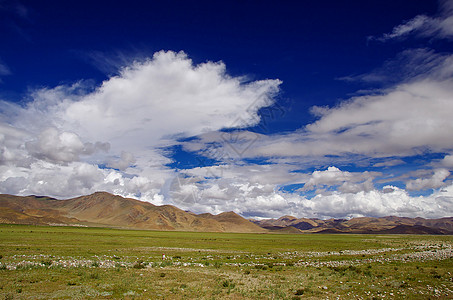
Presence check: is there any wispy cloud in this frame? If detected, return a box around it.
[0,0,34,42]
[0,60,11,76]
[370,0,453,41]
[373,159,405,168]
[80,49,149,76]
[339,48,452,85]
[245,52,453,159]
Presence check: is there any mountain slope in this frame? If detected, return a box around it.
[0,192,265,233]
[198,211,267,233]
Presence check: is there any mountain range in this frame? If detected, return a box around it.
[1,192,452,234]
[251,215,453,234]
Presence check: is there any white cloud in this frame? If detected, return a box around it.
[0,161,103,197]
[25,127,109,164]
[301,166,379,193]
[63,51,280,147]
[406,168,450,191]
[300,185,453,219]
[338,178,375,194]
[107,151,136,171]
[150,44,453,219]
[440,154,453,168]
[0,123,31,166]
[166,164,439,219]
[373,159,405,168]
[0,61,11,76]
[0,51,281,202]
[180,163,304,186]
[165,162,306,216]
[183,51,453,166]
[340,49,453,85]
[182,130,265,161]
[165,164,453,218]
[372,0,453,41]
[378,15,431,40]
[0,41,451,220]
[241,54,453,159]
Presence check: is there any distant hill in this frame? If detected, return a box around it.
[252,215,453,234]
[1,192,452,234]
[372,224,447,235]
[266,226,304,234]
[0,192,266,233]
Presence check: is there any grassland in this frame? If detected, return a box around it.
[0,224,452,299]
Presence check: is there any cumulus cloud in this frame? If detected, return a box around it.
[371,0,453,41]
[0,159,165,201]
[0,123,30,166]
[168,178,295,218]
[165,163,453,218]
[63,51,280,146]
[0,50,281,201]
[107,151,136,171]
[406,168,450,191]
[165,162,305,215]
[440,154,453,168]
[0,161,103,197]
[25,127,109,164]
[300,185,453,219]
[299,166,379,194]
[165,164,449,220]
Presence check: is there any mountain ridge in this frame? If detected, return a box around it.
[251,214,453,234]
[0,192,265,233]
[1,192,452,234]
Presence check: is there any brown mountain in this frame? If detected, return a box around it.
[1,192,452,234]
[268,226,304,234]
[372,224,447,235]
[0,192,266,233]
[254,215,319,230]
[198,211,267,233]
[252,215,453,234]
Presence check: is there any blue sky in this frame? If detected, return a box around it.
[1,0,452,219]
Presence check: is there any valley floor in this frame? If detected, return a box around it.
[0,224,452,299]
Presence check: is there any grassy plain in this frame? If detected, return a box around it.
[0,224,452,299]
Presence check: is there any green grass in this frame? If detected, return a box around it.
[0,224,452,299]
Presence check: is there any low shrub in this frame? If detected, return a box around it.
[133,260,146,269]
[221,279,235,289]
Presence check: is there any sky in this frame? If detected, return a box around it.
[1,0,453,219]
